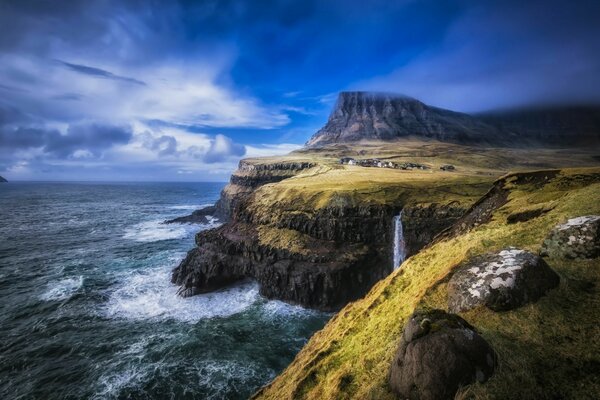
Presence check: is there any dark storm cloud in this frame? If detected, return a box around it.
[56,61,146,86]
[0,112,133,158]
[45,123,133,157]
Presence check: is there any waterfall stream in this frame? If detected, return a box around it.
[393,212,406,270]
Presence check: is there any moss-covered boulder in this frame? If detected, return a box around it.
[540,215,600,259]
[448,248,559,312]
[389,309,496,400]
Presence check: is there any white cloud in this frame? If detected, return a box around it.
[0,53,290,129]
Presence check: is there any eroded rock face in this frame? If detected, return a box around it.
[172,222,388,310]
[389,309,496,400]
[540,216,600,259]
[448,248,560,313]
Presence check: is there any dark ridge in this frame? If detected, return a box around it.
[306,92,600,148]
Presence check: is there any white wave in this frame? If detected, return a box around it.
[122,220,197,242]
[168,203,213,210]
[40,276,83,301]
[123,218,220,242]
[104,267,259,323]
[94,365,148,399]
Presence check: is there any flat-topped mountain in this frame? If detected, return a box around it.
[306,91,600,147]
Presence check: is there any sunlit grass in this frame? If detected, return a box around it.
[254,167,600,400]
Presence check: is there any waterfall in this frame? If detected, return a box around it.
[393,212,406,270]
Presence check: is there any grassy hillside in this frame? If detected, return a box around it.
[253,167,600,400]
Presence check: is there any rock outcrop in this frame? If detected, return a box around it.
[0,175,6,182]
[448,248,560,312]
[165,205,217,224]
[214,160,316,220]
[540,215,600,259]
[389,309,496,400]
[306,92,600,148]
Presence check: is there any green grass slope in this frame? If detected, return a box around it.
[253,167,600,400]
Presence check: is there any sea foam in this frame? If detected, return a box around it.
[40,276,83,301]
[104,267,259,323]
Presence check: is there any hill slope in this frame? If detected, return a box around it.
[253,167,600,400]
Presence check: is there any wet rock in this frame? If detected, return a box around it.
[165,205,217,224]
[448,248,559,312]
[389,309,496,400]
[540,216,600,259]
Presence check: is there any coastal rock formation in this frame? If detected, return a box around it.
[165,205,216,224]
[0,175,6,182]
[540,215,600,259]
[172,223,388,310]
[214,160,316,220]
[172,157,471,310]
[306,92,600,147]
[448,248,560,312]
[389,309,496,400]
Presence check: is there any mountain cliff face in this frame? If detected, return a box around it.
[306,92,600,147]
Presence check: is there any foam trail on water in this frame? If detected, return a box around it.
[40,276,83,301]
[122,219,219,242]
[393,211,407,270]
[168,203,213,210]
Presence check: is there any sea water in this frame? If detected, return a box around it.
[0,182,329,399]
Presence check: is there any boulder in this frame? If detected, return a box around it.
[389,309,496,400]
[448,248,559,312]
[540,215,600,259]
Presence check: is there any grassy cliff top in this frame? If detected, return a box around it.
[241,140,600,212]
[253,167,600,400]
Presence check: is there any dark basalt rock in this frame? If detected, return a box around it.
[389,309,496,400]
[172,223,388,310]
[448,248,560,313]
[540,215,600,259]
[402,204,465,256]
[165,206,217,224]
[506,206,551,224]
[172,199,467,310]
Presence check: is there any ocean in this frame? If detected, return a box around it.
[0,182,329,399]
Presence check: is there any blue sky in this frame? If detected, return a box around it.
[1,0,599,181]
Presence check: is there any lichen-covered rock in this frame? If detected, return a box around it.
[540,215,600,259]
[448,248,559,312]
[389,309,496,400]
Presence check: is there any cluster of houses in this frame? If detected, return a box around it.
[339,157,430,170]
[340,157,456,172]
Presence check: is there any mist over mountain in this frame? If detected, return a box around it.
[306,92,600,147]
